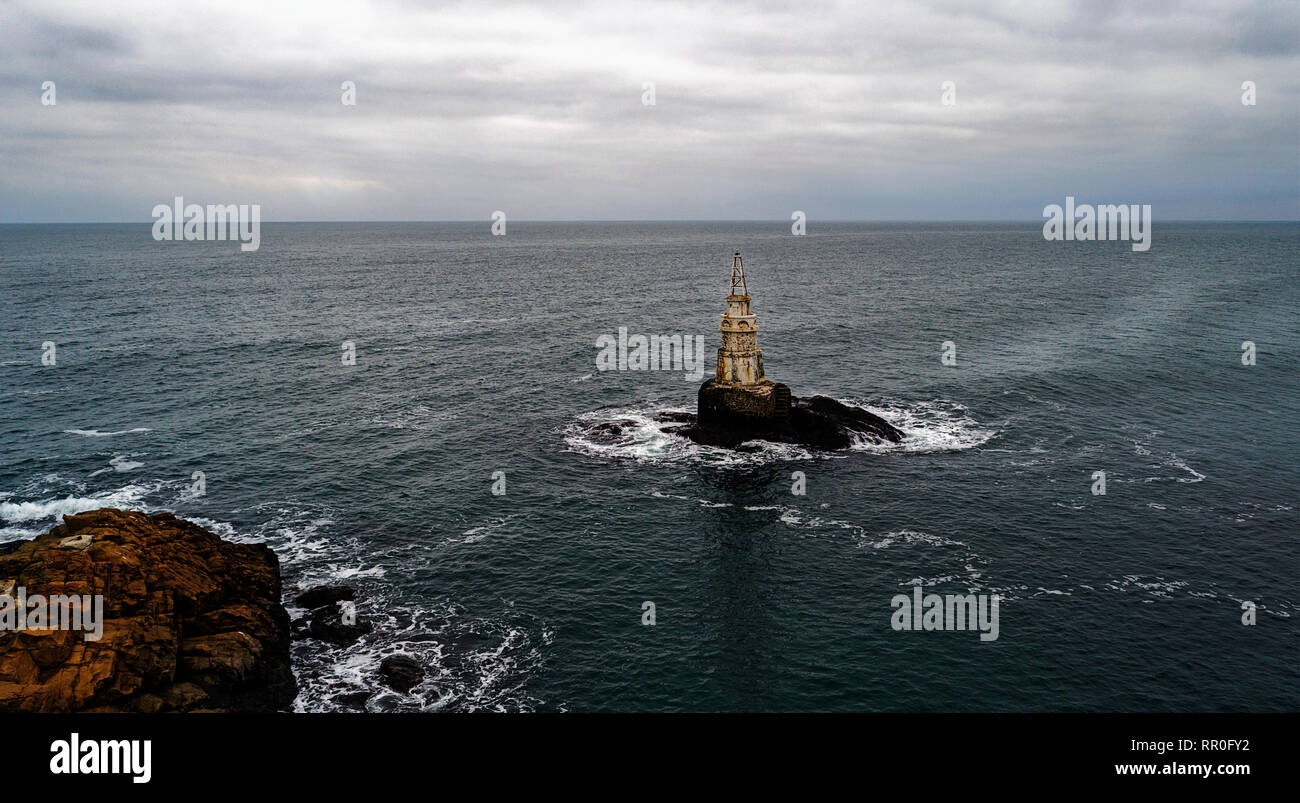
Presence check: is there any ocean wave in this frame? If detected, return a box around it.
[562,404,814,466]
[0,483,157,540]
[858,528,967,551]
[62,427,152,437]
[451,515,518,546]
[188,506,544,710]
[213,505,372,586]
[88,454,145,477]
[841,398,997,454]
[289,596,545,713]
[563,396,994,465]
[1126,429,1206,484]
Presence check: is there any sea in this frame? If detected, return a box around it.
[1,221,1296,712]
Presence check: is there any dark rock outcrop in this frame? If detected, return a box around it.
[788,395,905,448]
[677,393,904,449]
[307,605,372,645]
[0,508,296,712]
[378,653,424,693]
[295,585,355,610]
[291,584,371,646]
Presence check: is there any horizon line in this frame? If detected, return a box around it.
[2,218,1298,226]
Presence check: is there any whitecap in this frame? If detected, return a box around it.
[841,398,997,454]
[62,428,152,437]
[452,516,516,545]
[562,404,813,466]
[109,455,143,473]
[0,483,158,541]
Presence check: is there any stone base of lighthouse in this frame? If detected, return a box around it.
[697,378,792,441]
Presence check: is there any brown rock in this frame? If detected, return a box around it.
[0,508,296,712]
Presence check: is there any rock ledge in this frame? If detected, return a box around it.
[0,508,296,712]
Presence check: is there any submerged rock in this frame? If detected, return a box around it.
[378,653,424,693]
[0,508,296,712]
[295,584,356,610]
[306,603,372,645]
[290,584,371,645]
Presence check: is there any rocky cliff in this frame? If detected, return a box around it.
[0,508,296,712]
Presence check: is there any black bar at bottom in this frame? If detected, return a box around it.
[8,713,1290,791]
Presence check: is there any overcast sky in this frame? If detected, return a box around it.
[1,0,1296,222]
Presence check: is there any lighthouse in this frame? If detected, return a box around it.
[682,250,904,448]
[697,251,791,435]
[716,251,765,384]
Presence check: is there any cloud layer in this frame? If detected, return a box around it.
[2,0,1297,221]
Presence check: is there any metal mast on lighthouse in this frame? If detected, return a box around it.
[729,250,748,297]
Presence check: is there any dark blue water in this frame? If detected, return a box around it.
[1,222,1296,711]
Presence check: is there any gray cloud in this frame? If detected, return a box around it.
[0,0,1295,221]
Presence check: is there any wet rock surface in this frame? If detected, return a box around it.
[306,606,373,645]
[292,584,372,646]
[0,508,296,712]
[378,653,424,693]
[295,585,356,610]
[675,394,904,449]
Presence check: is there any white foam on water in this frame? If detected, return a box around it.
[189,504,546,711]
[1127,431,1206,484]
[0,524,50,540]
[1167,454,1206,483]
[778,508,804,526]
[182,516,238,539]
[0,481,162,541]
[451,515,518,545]
[858,528,967,551]
[62,427,152,437]
[81,455,147,479]
[0,483,153,525]
[190,502,380,584]
[367,404,441,430]
[1098,575,1294,618]
[110,454,143,472]
[564,396,994,466]
[563,405,811,466]
[187,508,388,589]
[841,398,997,454]
[186,508,538,710]
[651,491,690,500]
[289,596,544,713]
